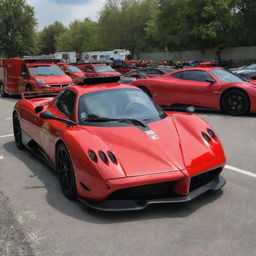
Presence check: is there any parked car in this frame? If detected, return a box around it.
[13,77,226,211]
[75,63,121,78]
[132,67,256,115]
[0,57,73,97]
[58,63,85,83]
[232,69,256,81]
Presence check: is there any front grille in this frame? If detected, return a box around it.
[190,168,222,192]
[108,181,176,200]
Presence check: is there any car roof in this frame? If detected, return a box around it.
[172,67,223,72]
[27,63,58,66]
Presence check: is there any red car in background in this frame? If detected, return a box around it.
[58,63,85,83]
[76,63,121,77]
[0,58,73,97]
[132,67,256,115]
[12,78,226,211]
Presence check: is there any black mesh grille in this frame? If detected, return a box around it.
[190,168,222,192]
[108,181,176,200]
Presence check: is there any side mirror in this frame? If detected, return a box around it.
[186,106,195,114]
[40,111,77,126]
[40,111,55,119]
[206,79,215,84]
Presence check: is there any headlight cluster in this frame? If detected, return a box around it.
[88,150,117,165]
[35,78,46,84]
[202,128,216,143]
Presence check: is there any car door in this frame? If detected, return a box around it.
[171,70,218,108]
[18,63,29,93]
[37,89,77,162]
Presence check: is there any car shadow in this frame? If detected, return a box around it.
[3,141,224,224]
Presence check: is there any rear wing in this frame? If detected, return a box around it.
[78,76,120,85]
[21,90,59,100]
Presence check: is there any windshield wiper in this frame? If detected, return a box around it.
[85,117,147,128]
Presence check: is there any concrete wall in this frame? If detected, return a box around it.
[136,46,256,63]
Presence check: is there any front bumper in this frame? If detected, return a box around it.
[78,175,226,211]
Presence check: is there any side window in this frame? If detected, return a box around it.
[86,66,94,72]
[56,90,76,119]
[172,71,184,79]
[21,64,28,75]
[173,70,213,82]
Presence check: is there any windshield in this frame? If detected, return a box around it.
[160,68,175,73]
[29,65,65,76]
[243,63,256,70]
[94,65,116,73]
[78,88,166,125]
[66,66,83,73]
[210,69,244,83]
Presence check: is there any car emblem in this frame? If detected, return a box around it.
[145,130,159,140]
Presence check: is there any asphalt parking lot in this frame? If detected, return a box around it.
[1,96,256,256]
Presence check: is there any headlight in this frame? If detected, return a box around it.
[35,78,47,84]
[67,83,74,86]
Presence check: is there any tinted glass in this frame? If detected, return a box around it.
[78,88,166,125]
[56,90,76,119]
[210,69,244,83]
[66,66,83,73]
[173,70,212,82]
[243,63,256,70]
[94,66,116,72]
[29,65,65,76]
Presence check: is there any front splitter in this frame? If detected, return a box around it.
[78,175,226,212]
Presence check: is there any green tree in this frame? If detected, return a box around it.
[56,18,99,53]
[231,0,256,46]
[39,21,66,54]
[146,0,234,51]
[98,0,156,55]
[0,0,37,57]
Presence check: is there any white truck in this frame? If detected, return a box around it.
[80,49,131,63]
[54,52,77,63]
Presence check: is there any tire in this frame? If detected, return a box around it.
[138,86,152,98]
[221,89,250,116]
[0,83,7,97]
[25,84,33,92]
[13,112,25,150]
[56,143,77,200]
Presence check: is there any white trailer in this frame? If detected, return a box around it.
[81,49,131,63]
[54,52,77,63]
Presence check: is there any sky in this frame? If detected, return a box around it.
[27,0,106,30]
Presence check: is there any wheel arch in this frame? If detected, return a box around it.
[220,87,251,111]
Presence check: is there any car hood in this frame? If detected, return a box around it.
[34,75,72,84]
[83,115,222,178]
[98,72,121,77]
[71,72,85,78]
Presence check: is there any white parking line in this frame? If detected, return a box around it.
[5,117,12,120]
[225,164,256,178]
[0,134,13,138]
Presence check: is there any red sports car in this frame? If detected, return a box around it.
[132,67,256,115]
[13,77,226,211]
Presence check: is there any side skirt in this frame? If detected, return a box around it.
[21,129,55,171]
